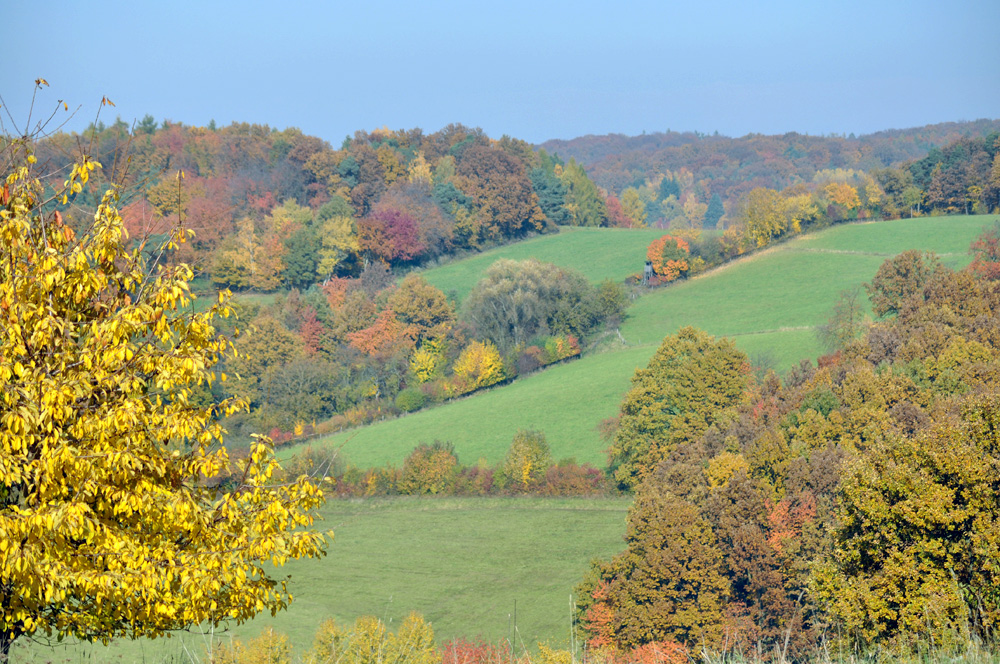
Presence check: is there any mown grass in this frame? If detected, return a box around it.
[298,215,997,471]
[621,216,989,349]
[414,226,670,304]
[798,214,994,258]
[313,346,654,468]
[21,497,632,662]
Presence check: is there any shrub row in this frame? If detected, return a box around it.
[209,613,687,664]
[281,431,611,498]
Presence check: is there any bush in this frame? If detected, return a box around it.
[595,279,629,323]
[399,442,459,495]
[306,613,437,664]
[516,346,545,375]
[280,445,343,483]
[210,627,292,664]
[450,340,505,395]
[440,638,510,664]
[542,335,581,364]
[496,429,553,493]
[453,465,495,496]
[539,461,607,496]
[360,467,400,496]
[395,387,427,413]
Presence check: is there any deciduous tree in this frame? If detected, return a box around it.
[456,145,545,242]
[969,222,1000,281]
[598,486,729,649]
[739,187,786,248]
[814,395,1000,646]
[865,250,940,318]
[645,235,690,281]
[357,207,425,264]
[608,328,749,490]
[0,145,326,660]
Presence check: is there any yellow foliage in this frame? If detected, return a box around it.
[740,187,787,248]
[376,144,404,185]
[304,613,438,664]
[451,340,505,394]
[316,215,359,280]
[410,338,446,383]
[408,152,433,185]
[620,187,647,228]
[783,193,819,233]
[825,182,861,210]
[536,643,573,664]
[211,628,292,664]
[0,142,327,651]
[705,452,749,488]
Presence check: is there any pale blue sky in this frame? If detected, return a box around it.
[3,0,998,145]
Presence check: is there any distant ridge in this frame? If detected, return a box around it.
[537,119,1000,197]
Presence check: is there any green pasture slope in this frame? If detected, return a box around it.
[305,215,995,470]
[414,226,669,304]
[27,498,631,662]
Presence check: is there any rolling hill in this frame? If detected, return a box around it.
[300,215,994,470]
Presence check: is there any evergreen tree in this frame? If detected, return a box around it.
[705,193,725,228]
[530,167,570,225]
[560,159,608,227]
[658,175,681,201]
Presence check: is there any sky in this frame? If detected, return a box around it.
[2,0,998,146]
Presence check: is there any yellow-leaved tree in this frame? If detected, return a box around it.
[0,139,327,661]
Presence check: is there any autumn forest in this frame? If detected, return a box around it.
[3,110,1000,664]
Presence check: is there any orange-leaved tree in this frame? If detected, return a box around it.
[0,138,327,661]
[645,235,690,281]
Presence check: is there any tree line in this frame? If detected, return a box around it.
[215,259,627,443]
[28,121,629,291]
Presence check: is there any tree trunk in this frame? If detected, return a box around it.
[0,631,12,664]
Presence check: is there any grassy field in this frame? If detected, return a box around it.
[415,226,670,304]
[621,216,986,348]
[312,346,654,468]
[24,497,632,662]
[296,215,997,471]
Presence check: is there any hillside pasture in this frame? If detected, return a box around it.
[415,226,668,304]
[298,215,995,471]
[312,346,653,469]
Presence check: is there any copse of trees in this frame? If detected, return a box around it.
[34,121,633,297]
[217,258,628,441]
[578,239,1000,657]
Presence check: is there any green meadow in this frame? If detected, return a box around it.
[26,498,631,662]
[309,346,653,468]
[302,215,995,470]
[414,226,670,304]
